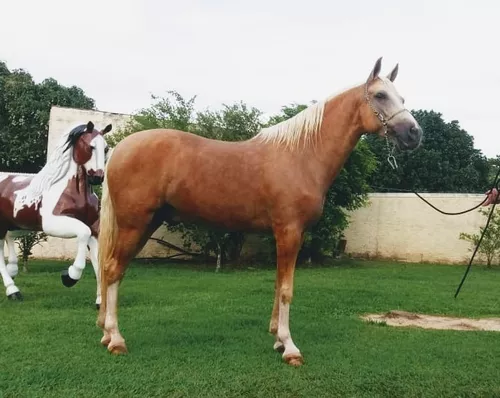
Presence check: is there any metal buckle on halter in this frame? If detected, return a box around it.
[387,154,398,170]
[365,83,403,170]
[385,133,398,170]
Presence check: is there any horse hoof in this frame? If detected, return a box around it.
[96,303,100,310]
[108,344,128,355]
[7,291,23,301]
[101,335,111,347]
[273,341,285,353]
[61,270,78,287]
[283,353,304,367]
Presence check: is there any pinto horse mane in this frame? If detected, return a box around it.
[63,123,93,153]
[13,125,87,211]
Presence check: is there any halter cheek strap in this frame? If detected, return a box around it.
[364,83,408,170]
[363,83,409,133]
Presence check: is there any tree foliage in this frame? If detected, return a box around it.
[364,110,490,193]
[460,207,500,267]
[0,61,95,172]
[10,230,48,272]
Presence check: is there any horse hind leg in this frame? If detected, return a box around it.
[99,223,154,354]
[0,237,22,300]
[5,232,19,278]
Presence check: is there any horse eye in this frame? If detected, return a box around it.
[375,92,387,100]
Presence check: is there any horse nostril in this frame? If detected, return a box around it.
[409,126,420,139]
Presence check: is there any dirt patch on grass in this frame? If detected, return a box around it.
[362,310,500,331]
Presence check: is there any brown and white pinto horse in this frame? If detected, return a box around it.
[97,58,423,366]
[0,121,111,307]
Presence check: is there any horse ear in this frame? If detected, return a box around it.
[102,124,112,135]
[86,121,94,132]
[367,57,383,83]
[387,63,399,82]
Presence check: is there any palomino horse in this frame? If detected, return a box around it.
[97,57,423,366]
[0,121,111,307]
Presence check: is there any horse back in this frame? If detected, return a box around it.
[108,129,324,231]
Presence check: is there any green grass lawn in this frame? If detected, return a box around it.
[2,259,500,397]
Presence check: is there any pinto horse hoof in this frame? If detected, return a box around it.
[96,303,100,310]
[7,291,23,301]
[283,353,304,367]
[273,341,285,353]
[61,270,78,287]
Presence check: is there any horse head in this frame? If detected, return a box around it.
[361,57,423,151]
[65,121,112,185]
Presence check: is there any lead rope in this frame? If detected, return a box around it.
[364,81,500,296]
[385,149,500,297]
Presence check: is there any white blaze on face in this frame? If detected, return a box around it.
[86,135,106,173]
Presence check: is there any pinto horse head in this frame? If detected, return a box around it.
[64,121,112,185]
[362,57,423,151]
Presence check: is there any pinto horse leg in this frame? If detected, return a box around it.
[273,224,304,366]
[42,215,92,287]
[5,232,19,278]
[0,238,22,300]
[88,236,101,310]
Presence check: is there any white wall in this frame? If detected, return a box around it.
[343,193,488,264]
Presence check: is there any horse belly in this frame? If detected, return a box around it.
[167,185,270,231]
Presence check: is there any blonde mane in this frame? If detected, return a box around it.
[253,100,326,150]
[13,127,78,214]
[252,82,360,150]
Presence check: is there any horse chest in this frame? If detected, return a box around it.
[51,179,99,226]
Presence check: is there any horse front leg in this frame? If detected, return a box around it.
[0,238,22,300]
[42,215,91,288]
[87,235,101,309]
[272,223,304,366]
[5,232,19,278]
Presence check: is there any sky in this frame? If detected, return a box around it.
[1,0,499,157]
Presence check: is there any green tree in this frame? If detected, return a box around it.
[10,230,48,272]
[0,61,95,173]
[459,207,500,267]
[364,110,490,193]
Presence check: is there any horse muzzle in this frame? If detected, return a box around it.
[390,122,423,150]
[88,170,104,185]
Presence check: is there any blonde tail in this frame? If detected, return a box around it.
[97,149,117,326]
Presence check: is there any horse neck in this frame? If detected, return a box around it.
[62,158,80,182]
[75,165,90,194]
[301,86,365,194]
